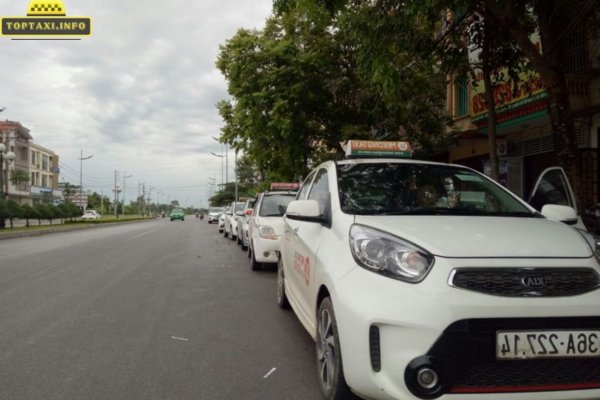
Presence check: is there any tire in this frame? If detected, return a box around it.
[316,298,352,400]
[223,227,228,238]
[250,245,261,271]
[277,258,290,309]
[230,231,236,241]
[236,232,242,245]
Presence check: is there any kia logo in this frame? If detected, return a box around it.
[521,276,546,288]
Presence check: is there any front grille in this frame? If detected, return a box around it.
[413,317,600,397]
[451,267,600,297]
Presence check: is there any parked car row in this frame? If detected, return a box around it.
[212,184,299,271]
[210,140,600,400]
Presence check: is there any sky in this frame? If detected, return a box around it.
[0,0,273,208]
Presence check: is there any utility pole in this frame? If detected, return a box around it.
[137,182,141,215]
[122,172,132,215]
[113,170,120,218]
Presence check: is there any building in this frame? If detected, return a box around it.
[445,18,600,211]
[0,120,62,205]
[30,142,62,205]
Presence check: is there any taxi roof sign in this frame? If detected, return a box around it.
[345,140,413,158]
[270,182,299,191]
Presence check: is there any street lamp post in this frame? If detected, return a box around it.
[78,150,93,209]
[0,143,17,229]
[211,151,224,189]
[234,149,238,202]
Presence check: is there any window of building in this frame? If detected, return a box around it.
[31,150,36,166]
[42,175,48,188]
[42,154,49,171]
[457,76,468,116]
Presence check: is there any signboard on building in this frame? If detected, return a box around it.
[468,32,548,126]
[70,194,88,207]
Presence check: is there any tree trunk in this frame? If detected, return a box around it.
[482,17,500,181]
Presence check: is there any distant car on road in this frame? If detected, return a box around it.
[81,210,101,220]
[207,207,224,224]
[169,207,185,221]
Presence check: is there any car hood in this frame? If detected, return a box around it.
[354,215,593,258]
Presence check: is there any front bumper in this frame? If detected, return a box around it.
[252,236,281,263]
[330,256,600,400]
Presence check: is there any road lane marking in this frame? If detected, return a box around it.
[170,336,189,342]
[263,367,276,378]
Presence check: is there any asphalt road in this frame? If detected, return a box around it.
[0,218,322,400]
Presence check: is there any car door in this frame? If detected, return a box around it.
[528,166,586,230]
[284,168,329,326]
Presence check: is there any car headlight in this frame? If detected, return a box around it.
[258,225,277,240]
[349,224,434,283]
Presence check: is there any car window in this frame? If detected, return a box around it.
[307,169,329,214]
[297,171,317,200]
[258,194,296,217]
[336,162,533,216]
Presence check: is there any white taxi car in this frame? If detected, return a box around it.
[248,184,298,271]
[207,207,224,224]
[224,201,245,240]
[278,141,600,400]
[236,198,256,250]
[218,207,229,233]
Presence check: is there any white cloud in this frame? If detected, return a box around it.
[0,0,272,207]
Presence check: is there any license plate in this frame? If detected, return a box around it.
[496,330,600,359]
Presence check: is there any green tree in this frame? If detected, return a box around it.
[58,182,79,203]
[0,200,7,229]
[34,203,48,225]
[6,199,23,229]
[9,169,30,204]
[21,204,40,227]
[58,203,79,223]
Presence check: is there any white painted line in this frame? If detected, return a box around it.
[263,367,277,379]
[170,336,189,342]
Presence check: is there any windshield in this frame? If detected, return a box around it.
[234,202,245,212]
[209,207,224,213]
[259,194,296,217]
[337,162,534,217]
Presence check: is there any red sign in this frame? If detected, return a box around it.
[270,182,299,190]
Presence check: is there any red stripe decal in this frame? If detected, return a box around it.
[450,382,600,393]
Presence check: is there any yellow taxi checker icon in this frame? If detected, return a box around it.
[27,0,66,16]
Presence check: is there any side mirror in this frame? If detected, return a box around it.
[245,209,253,216]
[541,204,578,225]
[286,199,328,224]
